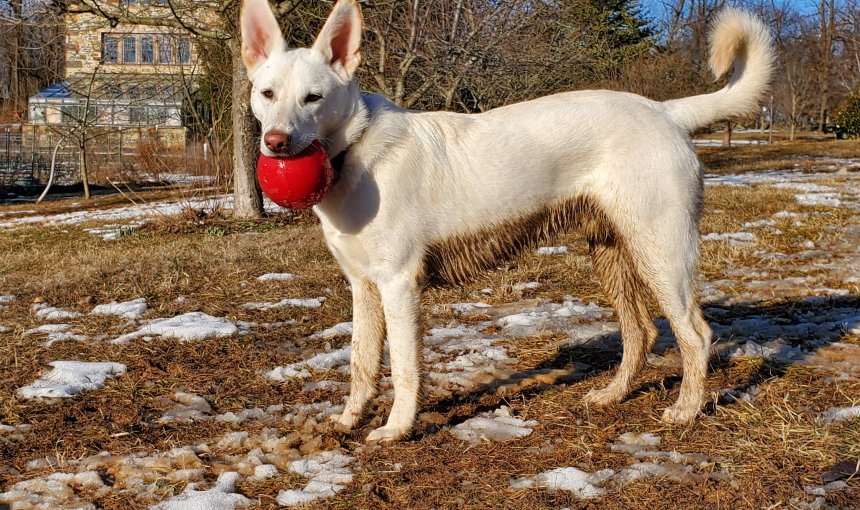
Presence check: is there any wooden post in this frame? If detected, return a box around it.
[768,95,774,144]
[722,120,732,148]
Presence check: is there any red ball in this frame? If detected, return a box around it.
[257,141,334,209]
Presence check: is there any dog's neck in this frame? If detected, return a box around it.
[326,82,370,160]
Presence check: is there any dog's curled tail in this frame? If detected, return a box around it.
[663,8,775,133]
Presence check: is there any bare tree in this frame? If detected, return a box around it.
[0,0,64,117]
[818,0,837,130]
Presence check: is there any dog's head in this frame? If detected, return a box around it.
[240,0,362,157]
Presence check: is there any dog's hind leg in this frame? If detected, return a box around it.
[582,236,657,406]
[334,277,386,431]
[366,273,423,442]
[628,230,712,425]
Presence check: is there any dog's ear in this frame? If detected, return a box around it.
[312,0,362,78]
[240,0,285,74]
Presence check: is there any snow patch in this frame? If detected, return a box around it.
[157,392,213,424]
[264,346,352,381]
[0,294,14,311]
[31,303,81,321]
[512,467,613,499]
[701,232,755,245]
[113,312,238,343]
[536,246,568,255]
[17,361,126,399]
[512,282,542,292]
[276,451,356,507]
[91,298,148,320]
[821,406,860,424]
[150,472,251,510]
[310,321,353,339]
[241,297,326,310]
[450,406,537,444]
[23,323,86,346]
[257,272,298,282]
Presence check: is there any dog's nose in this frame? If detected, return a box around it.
[264,130,291,153]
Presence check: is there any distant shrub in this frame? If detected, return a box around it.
[834,89,860,139]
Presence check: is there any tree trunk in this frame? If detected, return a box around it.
[79,139,90,199]
[230,39,264,219]
[817,0,835,132]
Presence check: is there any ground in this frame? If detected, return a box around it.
[0,137,859,509]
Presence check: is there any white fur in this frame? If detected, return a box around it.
[241,0,774,442]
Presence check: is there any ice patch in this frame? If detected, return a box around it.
[450,406,537,444]
[536,246,568,255]
[91,298,148,320]
[241,297,326,310]
[311,321,353,339]
[17,361,126,399]
[31,303,81,321]
[276,451,356,507]
[150,471,251,510]
[113,312,239,343]
[257,272,298,282]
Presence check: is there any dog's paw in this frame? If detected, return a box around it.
[366,425,409,443]
[329,412,360,433]
[660,404,698,425]
[582,385,624,407]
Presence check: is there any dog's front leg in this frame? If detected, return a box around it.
[365,273,423,442]
[333,277,386,431]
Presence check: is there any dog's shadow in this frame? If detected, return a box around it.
[421,295,860,430]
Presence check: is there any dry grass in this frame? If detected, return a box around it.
[1,139,859,508]
[698,138,860,174]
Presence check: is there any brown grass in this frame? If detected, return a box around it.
[1,140,858,508]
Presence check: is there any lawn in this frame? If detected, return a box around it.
[0,139,859,509]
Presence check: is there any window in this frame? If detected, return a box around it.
[141,36,154,64]
[29,104,45,124]
[178,37,191,64]
[103,33,190,66]
[157,35,173,65]
[148,107,168,124]
[130,106,147,124]
[103,36,118,63]
[122,35,137,63]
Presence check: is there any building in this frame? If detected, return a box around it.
[25,0,201,167]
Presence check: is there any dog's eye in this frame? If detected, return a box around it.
[305,93,323,104]
[261,89,274,100]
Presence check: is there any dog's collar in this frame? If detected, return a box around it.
[329,150,348,186]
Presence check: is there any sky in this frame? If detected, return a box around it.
[640,0,818,27]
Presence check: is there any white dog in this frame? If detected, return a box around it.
[240,0,774,442]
